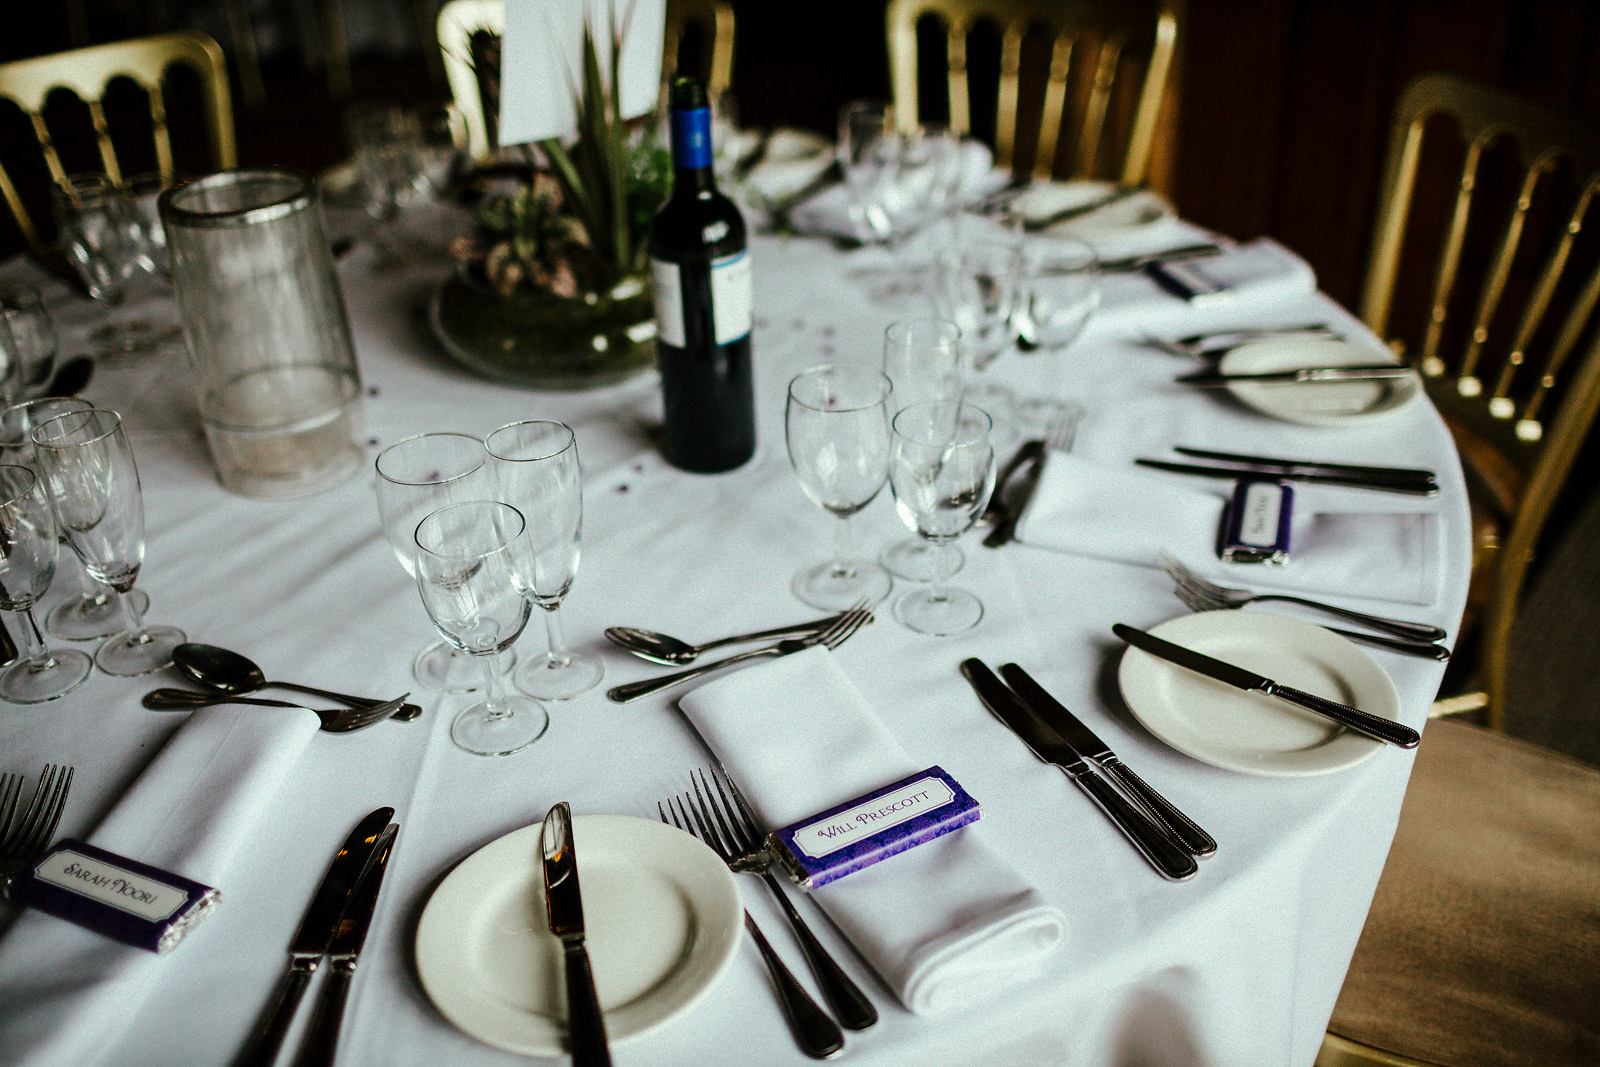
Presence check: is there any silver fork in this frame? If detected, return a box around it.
[1157,552,1449,644]
[1,764,74,888]
[659,794,844,1060]
[607,602,873,703]
[140,690,413,732]
[691,768,877,1030]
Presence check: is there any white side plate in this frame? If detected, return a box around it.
[1218,336,1419,425]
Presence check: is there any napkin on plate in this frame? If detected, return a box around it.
[0,705,320,1066]
[678,646,1066,1015]
[1012,453,1442,606]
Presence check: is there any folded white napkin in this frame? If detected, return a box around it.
[678,647,1066,1015]
[1014,453,1442,606]
[789,141,1000,241]
[0,705,320,1066]
[1095,238,1318,331]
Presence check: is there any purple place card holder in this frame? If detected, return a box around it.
[9,839,220,954]
[769,766,980,889]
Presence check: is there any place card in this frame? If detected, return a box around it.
[8,839,219,954]
[769,766,980,889]
[1220,478,1294,564]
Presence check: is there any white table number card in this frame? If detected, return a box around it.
[496,0,667,148]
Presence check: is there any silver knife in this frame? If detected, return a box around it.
[959,658,1197,880]
[290,822,398,1067]
[1021,186,1141,231]
[1176,363,1414,386]
[235,807,394,1067]
[543,802,611,1067]
[1132,457,1439,496]
[1111,624,1420,748]
[997,663,1216,858]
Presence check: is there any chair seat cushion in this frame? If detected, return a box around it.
[1329,719,1600,1065]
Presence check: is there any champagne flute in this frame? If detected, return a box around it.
[1015,236,1099,436]
[786,364,894,611]
[0,285,59,399]
[0,396,146,640]
[933,240,1023,444]
[838,101,898,244]
[29,407,186,674]
[880,318,965,582]
[375,431,508,692]
[483,420,604,701]
[414,500,549,756]
[0,464,93,702]
[888,401,997,635]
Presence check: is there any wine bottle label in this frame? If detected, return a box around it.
[650,252,753,348]
[710,250,752,344]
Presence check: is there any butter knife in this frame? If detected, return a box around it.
[960,658,1197,880]
[543,802,611,1067]
[234,807,393,1067]
[1112,624,1420,748]
[290,822,397,1067]
[997,663,1216,858]
[1133,457,1440,496]
[1176,364,1414,386]
[1021,186,1141,231]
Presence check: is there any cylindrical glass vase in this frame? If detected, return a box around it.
[160,168,364,499]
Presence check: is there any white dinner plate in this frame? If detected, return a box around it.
[1117,610,1400,777]
[1013,179,1174,243]
[415,814,742,1055]
[1218,336,1420,425]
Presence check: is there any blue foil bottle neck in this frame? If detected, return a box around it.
[670,106,715,172]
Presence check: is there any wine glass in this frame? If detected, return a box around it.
[374,431,508,693]
[0,464,93,703]
[414,500,549,756]
[483,420,604,701]
[0,396,146,641]
[879,317,966,582]
[29,407,186,674]
[785,364,894,611]
[51,173,165,355]
[888,401,997,635]
[0,285,59,399]
[933,241,1024,443]
[837,101,898,244]
[1015,235,1100,436]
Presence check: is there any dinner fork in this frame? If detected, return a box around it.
[1167,581,1448,659]
[659,796,845,1060]
[688,768,877,1030]
[606,602,873,703]
[140,690,412,732]
[1,764,74,887]
[1157,553,1449,643]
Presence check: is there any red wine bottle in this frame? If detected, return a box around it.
[649,77,756,472]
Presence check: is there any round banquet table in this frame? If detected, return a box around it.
[0,202,1471,1067]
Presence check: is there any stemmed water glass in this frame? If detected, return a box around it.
[888,401,997,635]
[1,285,59,400]
[29,407,186,674]
[51,174,166,355]
[0,464,93,702]
[879,318,965,582]
[785,364,894,611]
[1,397,146,640]
[374,431,508,693]
[483,420,604,701]
[933,240,1024,442]
[414,500,549,756]
[1014,235,1100,436]
[838,101,898,244]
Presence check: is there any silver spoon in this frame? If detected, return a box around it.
[604,614,845,666]
[172,643,423,722]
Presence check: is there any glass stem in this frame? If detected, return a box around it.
[831,513,858,578]
[74,557,109,605]
[479,651,509,720]
[542,604,572,669]
[925,540,955,603]
[16,609,58,672]
[116,587,149,644]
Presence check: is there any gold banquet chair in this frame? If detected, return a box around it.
[1317,73,1600,1067]
[884,0,1180,189]
[437,0,734,163]
[0,30,236,258]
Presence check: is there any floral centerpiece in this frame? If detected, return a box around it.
[430,18,673,389]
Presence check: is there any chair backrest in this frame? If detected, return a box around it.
[885,0,1179,186]
[437,0,734,162]
[1362,72,1600,727]
[0,29,236,255]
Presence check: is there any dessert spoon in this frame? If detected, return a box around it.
[172,643,422,721]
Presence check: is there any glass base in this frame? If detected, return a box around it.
[894,586,985,635]
[47,588,148,641]
[451,695,550,756]
[0,648,93,703]
[415,638,514,693]
[95,623,186,676]
[880,538,963,583]
[791,557,893,612]
[513,650,605,701]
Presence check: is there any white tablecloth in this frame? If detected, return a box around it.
[0,204,1471,1066]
